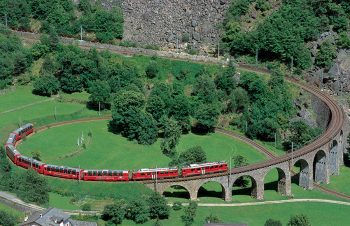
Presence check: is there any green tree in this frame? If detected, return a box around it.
[146,61,160,78]
[31,151,41,161]
[287,214,311,226]
[161,117,182,157]
[194,103,220,133]
[18,169,49,205]
[0,210,16,226]
[102,201,127,225]
[88,80,111,109]
[111,90,145,128]
[0,0,31,30]
[169,94,191,132]
[148,192,170,219]
[315,40,337,69]
[126,199,149,224]
[0,147,11,173]
[229,87,249,113]
[284,121,321,151]
[178,146,207,165]
[193,74,218,104]
[181,201,197,226]
[33,74,60,97]
[94,8,124,43]
[215,66,236,95]
[146,95,166,123]
[265,218,282,226]
[232,155,249,187]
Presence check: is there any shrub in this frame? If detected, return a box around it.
[145,61,160,78]
[172,201,182,211]
[81,203,92,211]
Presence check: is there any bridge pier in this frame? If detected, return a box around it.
[255,179,264,200]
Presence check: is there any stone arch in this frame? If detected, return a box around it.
[232,175,259,199]
[313,149,329,184]
[292,159,311,189]
[263,167,288,196]
[162,185,191,200]
[329,140,339,175]
[197,180,227,201]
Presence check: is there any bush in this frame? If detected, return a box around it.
[265,218,282,226]
[81,203,92,211]
[182,33,190,42]
[145,61,160,78]
[178,146,207,165]
[0,210,16,226]
[172,201,182,211]
[33,74,60,96]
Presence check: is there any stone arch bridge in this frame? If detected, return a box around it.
[145,77,349,202]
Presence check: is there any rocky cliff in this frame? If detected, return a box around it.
[100,0,230,51]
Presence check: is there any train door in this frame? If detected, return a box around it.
[201,167,205,175]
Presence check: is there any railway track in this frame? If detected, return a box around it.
[11,30,348,197]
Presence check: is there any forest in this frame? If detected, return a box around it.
[0,0,123,43]
[223,0,350,71]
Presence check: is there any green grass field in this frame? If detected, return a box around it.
[18,120,266,170]
[323,166,350,195]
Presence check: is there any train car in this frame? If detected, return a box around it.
[181,161,228,177]
[83,169,129,181]
[5,144,21,164]
[16,155,46,174]
[12,123,34,141]
[6,133,16,146]
[132,167,179,180]
[43,165,82,180]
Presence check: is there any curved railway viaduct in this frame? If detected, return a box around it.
[144,76,349,202]
[12,30,350,202]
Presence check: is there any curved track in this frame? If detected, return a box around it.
[11,30,346,186]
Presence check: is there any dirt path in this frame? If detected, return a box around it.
[0,98,55,115]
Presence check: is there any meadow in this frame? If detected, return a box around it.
[18,120,266,170]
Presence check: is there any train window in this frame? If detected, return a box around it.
[108,171,112,176]
[98,171,102,176]
[103,171,107,176]
[68,169,71,174]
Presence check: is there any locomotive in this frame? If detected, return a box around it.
[4,123,228,182]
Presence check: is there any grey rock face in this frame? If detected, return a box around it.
[106,0,230,50]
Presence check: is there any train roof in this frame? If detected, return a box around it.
[8,133,16,140]
[13,123,33,133]
[83,169,128,173]
[183,161,227,169]
[45,164,80,171]
[6,144,20,155]
[18,155,45,165]
[136,167,178,173]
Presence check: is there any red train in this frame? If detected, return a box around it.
[4,123,229,182]
[182,162,228,177]
[83,170,129,181]
[11,123,33,141]
[132,168,179,180]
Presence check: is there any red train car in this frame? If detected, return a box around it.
[12,123,34,141]
[181,161,228,177]
[5,145,21,164]
[43,165,82,180]
[82,170,129,181]
[132,168,179,180]
[16,155,46,174]
[6,133,16,146]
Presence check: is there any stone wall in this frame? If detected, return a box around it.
[101,0,230,51]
